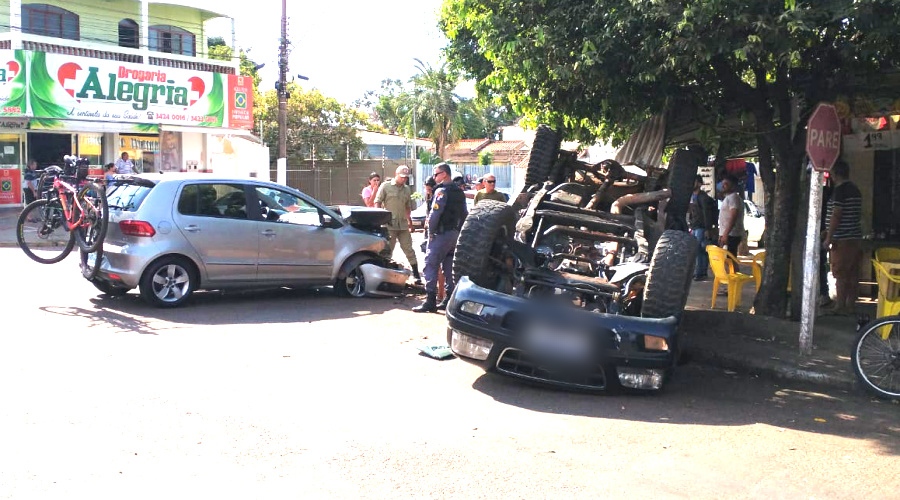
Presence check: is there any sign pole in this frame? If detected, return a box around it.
[800,165,824,355]
[801,102,841,355]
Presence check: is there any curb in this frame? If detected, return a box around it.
[689,345,857,391]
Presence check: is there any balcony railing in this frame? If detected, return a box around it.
[0,32,238,74]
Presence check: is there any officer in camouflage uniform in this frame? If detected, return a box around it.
[413,162,468,312]
[375,165,421,283]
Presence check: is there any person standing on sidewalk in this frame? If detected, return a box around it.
[717,173,744,270]
[115,152,134,175]
[473,172,508,205]
[414,162,468,313]
[23,159,39,205]
[375,166,421,284]
[822,160,863,315]
[688,175,717,281]
[361,172,380,207]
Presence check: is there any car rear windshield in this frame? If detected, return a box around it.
[106,182,153,212]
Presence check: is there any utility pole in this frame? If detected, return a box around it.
[277,0,288,172]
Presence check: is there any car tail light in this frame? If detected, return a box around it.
[119,220,156,237]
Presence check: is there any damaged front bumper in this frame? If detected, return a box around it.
[445,277,680,391]
[360,262,411,297]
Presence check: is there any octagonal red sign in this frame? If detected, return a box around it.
[806,103,842,172]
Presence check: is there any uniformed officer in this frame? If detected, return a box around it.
[413,162,468,312]
[375,165,421,283]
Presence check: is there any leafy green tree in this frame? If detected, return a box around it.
[440,0,900,318]
[256,83,370,163]
[478,150,494,165]
[394,58,468,158]
[207,37,263,96]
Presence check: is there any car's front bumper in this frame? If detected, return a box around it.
[445,277,680,391]
[361,263,410,296]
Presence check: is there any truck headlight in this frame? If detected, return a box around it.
[617,368,665,390]
[449,329,493,360]
[459,300,485,316]
[642,335,669,352]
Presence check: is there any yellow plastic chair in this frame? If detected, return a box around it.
[750,251,766,292]
[872,259,900,319]
[875,247,900,263]
[707,245,756,312]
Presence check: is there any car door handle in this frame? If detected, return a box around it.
[261,229,277,237]
[183,225,201,232]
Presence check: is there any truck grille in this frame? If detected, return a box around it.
[495,348,607,390]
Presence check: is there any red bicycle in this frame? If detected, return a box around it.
[16,157,109,264]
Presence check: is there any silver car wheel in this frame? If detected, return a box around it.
[140,257,196,308]
[151,263,191,302]
[343,266,367,297]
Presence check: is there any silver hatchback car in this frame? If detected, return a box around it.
[83,174,410,307]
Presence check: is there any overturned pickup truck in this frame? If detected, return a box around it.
[445,125,702,392]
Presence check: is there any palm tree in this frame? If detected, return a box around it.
[399,59,465,159]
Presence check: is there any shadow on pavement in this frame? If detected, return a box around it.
[66,285,425,326]
[469,363,900,457]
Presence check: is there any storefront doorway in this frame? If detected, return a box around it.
[27,133,72,168]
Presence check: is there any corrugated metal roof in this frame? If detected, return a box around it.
[614,114,666,169]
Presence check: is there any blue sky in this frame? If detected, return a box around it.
[206,0,458,105]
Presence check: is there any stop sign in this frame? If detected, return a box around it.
[806,103,842,172]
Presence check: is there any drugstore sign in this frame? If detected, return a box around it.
[0,49,252,128]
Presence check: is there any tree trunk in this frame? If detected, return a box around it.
[752,112,805,318]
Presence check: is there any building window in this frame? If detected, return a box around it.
[149,25,195,56]
[22,4,80,40]
[118,19,139,49]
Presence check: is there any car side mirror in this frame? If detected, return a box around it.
[320,213,340,228]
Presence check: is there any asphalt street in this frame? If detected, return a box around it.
[0,247,898,499]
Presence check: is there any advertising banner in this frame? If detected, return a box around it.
[0,50,27,117]
[31,51,226,127]
[227,74,254,130]
[0,166,22,205]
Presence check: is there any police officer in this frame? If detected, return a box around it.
[375,165,421,284]
[413,162,468,312]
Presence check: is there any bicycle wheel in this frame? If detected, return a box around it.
[73,181,109,253]
[16,198,76,264]
[79,247,102,281]
[852,317,900,400]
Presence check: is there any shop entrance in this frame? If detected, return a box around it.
[27,133,72,168]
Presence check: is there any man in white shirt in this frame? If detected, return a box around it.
[115,152,134,175]
[717,173,744,264]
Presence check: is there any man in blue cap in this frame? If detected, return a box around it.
[413,162,468,312]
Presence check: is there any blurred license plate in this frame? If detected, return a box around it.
[525,324,590,360]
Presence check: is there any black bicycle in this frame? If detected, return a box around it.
[852,315,900,400]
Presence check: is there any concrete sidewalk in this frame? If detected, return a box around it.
[0,205,866,392]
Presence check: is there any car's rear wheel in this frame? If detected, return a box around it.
[663,149,701,232]
[139,256,196,308]
[642,230,697,320]
[453,200,518,292]
[525,124,561,187]
[334,260,373,298]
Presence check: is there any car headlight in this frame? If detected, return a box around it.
[459,300,485,316]
[617,368,665,390]
[450,329,493,360]
[642,335,669,352]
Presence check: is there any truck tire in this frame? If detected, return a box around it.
[525,124,561,187]
[453,200,517,292]
[664,149,700,232]
[642,229,697,320]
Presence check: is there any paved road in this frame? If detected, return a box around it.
[0,248,898,499]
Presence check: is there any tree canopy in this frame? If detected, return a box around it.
[440,0,900,317]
